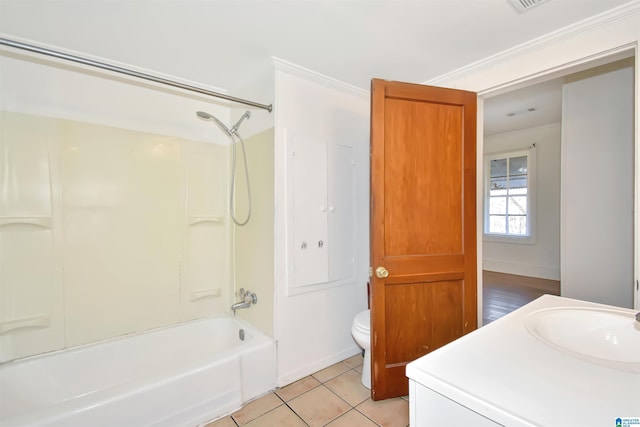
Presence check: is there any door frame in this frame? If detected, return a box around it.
[472,43,639,319]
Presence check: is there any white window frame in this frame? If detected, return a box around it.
[483,147,536,244]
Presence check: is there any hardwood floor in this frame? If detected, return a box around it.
[482,270,560,325]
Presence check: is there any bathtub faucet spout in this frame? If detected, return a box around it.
[232,288,257,315]
[231,300,250,313]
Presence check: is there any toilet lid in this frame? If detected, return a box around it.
[353,310,370,333]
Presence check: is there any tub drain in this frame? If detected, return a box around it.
[239,329,245,341]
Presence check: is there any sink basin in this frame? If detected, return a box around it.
[524,307,640,373]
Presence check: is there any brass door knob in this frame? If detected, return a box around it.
[375,266,389,278]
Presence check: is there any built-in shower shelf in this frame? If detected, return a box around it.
[190,287,222,301]
[0,314,50,335]
[187,216,224,226]
[0,217,52,229]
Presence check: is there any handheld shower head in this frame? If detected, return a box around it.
[196,110,232,135]
[196,111,212,120]
[230,111,251,134]
[195,109,254,227]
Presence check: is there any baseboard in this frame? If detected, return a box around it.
[483,259,560,281]
[276,345,361,388]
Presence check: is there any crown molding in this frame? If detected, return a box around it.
[272,57,368,98]
[425,0,640,87]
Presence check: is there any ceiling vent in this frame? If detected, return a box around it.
[508,0,550,13]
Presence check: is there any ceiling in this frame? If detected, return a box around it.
[484,78,564,136]
[0,0,634,133]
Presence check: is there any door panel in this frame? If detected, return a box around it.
[384,98,463,256]
[385,281,464,363]
[370,79,477,400]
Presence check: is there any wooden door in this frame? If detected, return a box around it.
[370,79,477,400]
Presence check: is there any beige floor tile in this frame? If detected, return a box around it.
[311,362,351,383]
[287,385,351,427]
[356,397,409,427]
[342,353,364,368]
[325,409,378,427]
[354,364,363,374]
[324,370,371,406]
[232,393,283,425]
[244,405,308,427]
[202,416,238,427]
[275,375,321,402]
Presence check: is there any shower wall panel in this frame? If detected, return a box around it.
[0,112,65,361]
[60,121,183,347]
[181,150,230,317]
[0,112,231,361]
[234,128,275,337]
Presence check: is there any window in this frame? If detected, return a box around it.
[484,148,535,242]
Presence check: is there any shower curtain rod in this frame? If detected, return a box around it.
[0,37,273,112]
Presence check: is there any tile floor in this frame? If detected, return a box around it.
[204,354,409,427]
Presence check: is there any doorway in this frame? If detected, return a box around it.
[480,55,636,321]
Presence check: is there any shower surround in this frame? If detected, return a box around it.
[0,112,237,362]
[0,111,277,425]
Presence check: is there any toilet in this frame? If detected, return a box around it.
[351,309,371,389]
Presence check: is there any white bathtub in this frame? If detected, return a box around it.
[0,317,276,427]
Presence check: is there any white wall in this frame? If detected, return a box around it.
[427,3,640,309]
[229,58,276,139]
[0,49,233,145]
[561,62,634,308]
[273,60,370,386]
[483,123,561,280]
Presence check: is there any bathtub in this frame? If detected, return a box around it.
[0,316,276,427]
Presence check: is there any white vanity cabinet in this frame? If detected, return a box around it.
[406,295,640,426]
[287,136,357,294]
[409,381,500,426]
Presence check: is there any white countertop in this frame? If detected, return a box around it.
[406,295,640,426]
